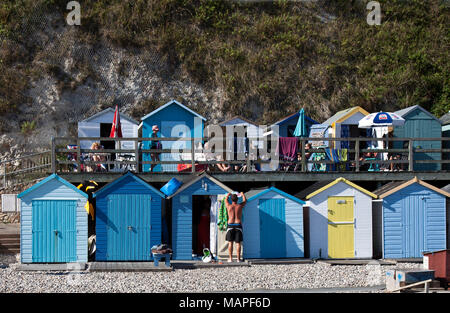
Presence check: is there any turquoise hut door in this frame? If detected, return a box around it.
[259,199,286,258]
[161,121,189,172]
[106,194,152,261]
[32,200,77,263]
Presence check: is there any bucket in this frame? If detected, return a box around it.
[160,178,182,197]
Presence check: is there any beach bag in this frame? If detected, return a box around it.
[202,248,213,263]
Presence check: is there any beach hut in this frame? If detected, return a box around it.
[93,172,165,261]
[317,106,370,149]
[78,107,139,150]
[443,184,450,249]
[393,105,442,171]
[167,173,233,260]
[440,112,450,170]
[373,178,450,259]
[218,115,265,149]
[18,174,88,263]
[141,100,206,172]
[269,110,319,138]
[295,178,376,259]
[243,187,306,259]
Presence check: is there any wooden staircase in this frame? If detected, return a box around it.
[0,233,20,254]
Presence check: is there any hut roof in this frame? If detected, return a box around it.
[218,115,258,126]
[93,171,165,198]
[322,106,369,127]
[166,172,233,199]
[81,107,139,125]
[375,177,450,199]
[245,187,305,204]
[394,105,441,124]
[18,174,88,199]
[302,177,377,200]
[141,100,206,121]
[439,112,450,126]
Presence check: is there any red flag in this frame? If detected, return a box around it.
[110,104,123,138]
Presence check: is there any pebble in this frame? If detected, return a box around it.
[0,254,422,293]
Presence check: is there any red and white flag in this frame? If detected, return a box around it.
[110,104,123,138]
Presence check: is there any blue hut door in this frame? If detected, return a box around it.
[161,121,190,172]
[32,200,77,263]
[259,199,286,258]
[106,194,152,261]
[403,194,426,258]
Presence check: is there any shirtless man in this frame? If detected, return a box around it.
[225,192,247,262]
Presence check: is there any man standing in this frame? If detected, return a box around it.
[225,192,247,262]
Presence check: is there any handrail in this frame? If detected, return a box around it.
[51,136,450,175]
[388,279,432,293]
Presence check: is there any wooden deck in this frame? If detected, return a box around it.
[16,135,449,184]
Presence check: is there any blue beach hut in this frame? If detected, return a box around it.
[243,187,306,259]
[373,177,450,259]
[440,112,450,170]
[93,172,166,261]
[270,110,319,138]
[18,174,89,263]
[141,100,206,172]
[167,173,233,260]
[393,105,442,171]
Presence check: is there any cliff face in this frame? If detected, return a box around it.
[0,0,448,156]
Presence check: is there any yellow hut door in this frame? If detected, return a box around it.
[327,197,354,258]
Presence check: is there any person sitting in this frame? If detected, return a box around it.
[294,143,312,171]
[216,155,231,172]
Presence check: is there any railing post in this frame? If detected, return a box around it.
[135,139,140,173]
[408,139,414,171]
[3,163,6,188]
[355,139,360,172]
[191,137,195,173]
[246,138,251,173]
[51,136,56,173]
[76,138,81,173]
[301,139,306,172]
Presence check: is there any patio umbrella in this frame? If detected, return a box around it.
[358,111,405,128]
[293,108,307,137]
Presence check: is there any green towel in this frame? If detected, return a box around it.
[217,198,228,231]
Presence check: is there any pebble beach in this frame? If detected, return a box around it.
[0,254,423,293]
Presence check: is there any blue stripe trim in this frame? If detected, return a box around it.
[247,187,306,205]
[18,174,88,199]
[93,171,165,198]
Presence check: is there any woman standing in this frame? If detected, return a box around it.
[150,125,161,172]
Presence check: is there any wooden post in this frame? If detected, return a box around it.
[135,138,140,173]
[3,163,6,188]
[76,138,81,173]
[301,139,306,172]
[355,139,360,172]
[191,137,195,173]
[408,139,414,172]
[51,137,56,173]
[246,139,251,173]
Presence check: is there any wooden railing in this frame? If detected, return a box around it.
[51,136,450,174]
[0,150,52,189]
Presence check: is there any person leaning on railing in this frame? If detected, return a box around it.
[150,125,161,172]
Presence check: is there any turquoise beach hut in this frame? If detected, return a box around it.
[18,174,88,263]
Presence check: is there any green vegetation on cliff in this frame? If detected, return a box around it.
[0,0,448,128]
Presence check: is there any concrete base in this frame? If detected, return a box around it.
[318,259,396,266]
[171,260,250,269]
[89,262,172,272]
[16,263,87,271]
[247,258,314,265]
